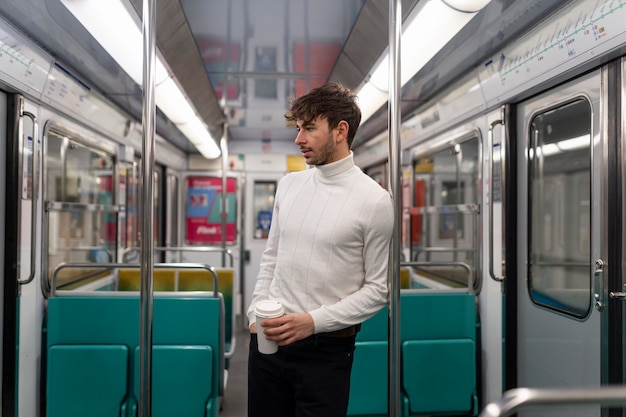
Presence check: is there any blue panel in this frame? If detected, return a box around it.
[47,345,128,417]
[402,339,476,414]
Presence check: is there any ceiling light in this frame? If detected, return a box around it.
[59,0,221,159]
[442,0,492,13]
[357,0,491,123]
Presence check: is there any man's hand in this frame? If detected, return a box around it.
[258,312,314,346]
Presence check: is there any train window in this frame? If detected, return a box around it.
[120,161,164,262]
[45,130,118,290]
[409,138,480,291]
[121,161,139,253]
[528,99,591,318]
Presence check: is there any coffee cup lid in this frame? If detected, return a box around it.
[255,300,284,318]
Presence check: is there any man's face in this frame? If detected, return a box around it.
[294,116,345,166]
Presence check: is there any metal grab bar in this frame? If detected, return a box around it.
[123,246,234,267]
[413,247,476,261]
[479,386,626,417]
[50,262,219,297]
[408,203,479,215]
[488,113,505,283]
[19,109,39,286]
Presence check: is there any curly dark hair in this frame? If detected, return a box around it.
[285,83,361,148]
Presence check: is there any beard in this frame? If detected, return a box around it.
[307,132,336,166]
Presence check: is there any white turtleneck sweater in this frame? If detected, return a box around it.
[247,152,394,334]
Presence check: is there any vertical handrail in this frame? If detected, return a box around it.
[488,114,505,282]
[19,109,39,286]
[139,0,156,415]
[388,0,402,416]
[220,123,228,267]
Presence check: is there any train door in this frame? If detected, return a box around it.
[514,67,619,416]
[9,97,40,417]
[0,91,7,415]
[243,170,284,323]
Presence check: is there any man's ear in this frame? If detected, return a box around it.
[336,120,349,143]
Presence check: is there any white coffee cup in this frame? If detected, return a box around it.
[255,300,284,354]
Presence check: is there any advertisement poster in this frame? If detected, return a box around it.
[186,176,237,244]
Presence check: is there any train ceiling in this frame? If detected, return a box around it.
[0,0,574,157]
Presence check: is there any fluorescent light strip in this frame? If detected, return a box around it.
[60,0,221,159]
[357,0,490,123]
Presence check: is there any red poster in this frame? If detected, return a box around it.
[186,176,237,244]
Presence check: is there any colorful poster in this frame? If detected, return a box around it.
[186,176,237,244]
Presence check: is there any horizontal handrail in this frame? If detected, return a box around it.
[413,247,476,261]
[51,262,219,297]
[123,246,234,267]
[46,201,119,212]
[408,203,479,215]
[532,261,589,267]
[480,386,626,417]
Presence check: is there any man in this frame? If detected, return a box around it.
[247,82,394,417]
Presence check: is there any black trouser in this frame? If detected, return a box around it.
[248,333,356,417]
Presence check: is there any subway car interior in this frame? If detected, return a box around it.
[3,0,626,416]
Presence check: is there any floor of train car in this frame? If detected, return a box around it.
[221,317,250,417]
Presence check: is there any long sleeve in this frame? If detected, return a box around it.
[246,153,394,331]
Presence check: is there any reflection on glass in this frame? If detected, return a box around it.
[46,130,117,289]
[410,138,479,290]
[529,99,591,317]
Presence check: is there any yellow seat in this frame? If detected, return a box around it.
[118,269,176,291]
[178,268,233,292]
[400,267,410,289]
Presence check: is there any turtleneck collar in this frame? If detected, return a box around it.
[315,151,355,178]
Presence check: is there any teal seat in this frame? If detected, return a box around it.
[347,292,478,416]
[47,345,128,417]
[132,346,214,417]
[348,308,388,416]
[46,295,223,417]
[400,293,477,415]
[347,341,388,416]
[402,339,476,413]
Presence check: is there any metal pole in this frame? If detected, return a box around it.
[388,0,402,416]
[221,118,228,267]
[139,0,156,415]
